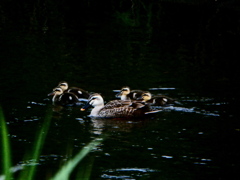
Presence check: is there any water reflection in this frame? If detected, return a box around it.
[90,117,155,134]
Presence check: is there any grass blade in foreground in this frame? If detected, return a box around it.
[0,106,12,180]
[52,136,105,180]
[19,108,52,180]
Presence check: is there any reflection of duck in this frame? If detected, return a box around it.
[57,81,90,99]
[81,93,160,118]
[115,86,144,100]
[48,88,79,106]
[139,92,175,106]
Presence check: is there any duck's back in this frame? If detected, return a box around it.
[98,106,136,118]
[128,90,144,100]
[98,102,151,118]
[67,87,90,99]
[151,95,175,106]
[55,92,79,106]
[104,100,132,109]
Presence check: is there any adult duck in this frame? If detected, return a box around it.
[139,92,175,106]
[48,87,79,106]
[115,86,144,101]
[80,93,160,118]
[57,81,90,99]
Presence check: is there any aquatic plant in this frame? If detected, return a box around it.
[0,106,12,180]
[0,106,105,180]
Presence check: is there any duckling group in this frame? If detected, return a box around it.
[48,81,176,118]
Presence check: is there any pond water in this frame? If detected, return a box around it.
[1,86,239,180]
[1,2,240,179]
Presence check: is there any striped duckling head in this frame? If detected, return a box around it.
[140,92,152,102]
[57,81,69,91]
[120,86,131,95]
[48,87,63,96]
[115,86,130,97]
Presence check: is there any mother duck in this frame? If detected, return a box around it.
[80,93,160,118]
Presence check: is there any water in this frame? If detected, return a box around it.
[2,87,239,180]
[1,1,239,179]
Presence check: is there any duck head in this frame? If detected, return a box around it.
[57,81,69,91]
[81,93,104,111]
[48,87,63,96]
[115,86,130,98]
[138,92,152,102]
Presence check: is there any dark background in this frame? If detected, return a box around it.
[0,0,239,104]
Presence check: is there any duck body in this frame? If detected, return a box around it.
[48,88,79,106]
[148,95,175,106]
[81,93,159,118]
[139,92,175,106]
[57,81,90,99]
[115,86,144,101]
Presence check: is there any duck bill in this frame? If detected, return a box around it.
[80,102,92,111]
[115,92,122,98]
[48,91,55,96]
[136,96,143,101]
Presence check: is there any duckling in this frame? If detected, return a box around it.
[48,87,79,106]
[139,92,175,106]
[115,86,144,101]
[57,81,90,99]
[80,93,160,118]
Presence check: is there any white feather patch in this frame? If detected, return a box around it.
[133,93,137,98]
[59,95,63,101]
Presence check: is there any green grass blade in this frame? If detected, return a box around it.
[52,136,106,180]
[0,106,12,180]
[19,107,52,180]
[75,156,95,180]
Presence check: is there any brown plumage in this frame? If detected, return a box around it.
[81,93,160,118]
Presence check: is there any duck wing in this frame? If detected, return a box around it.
[104,100,132,109]
[152,95,175,106]
[129,90,144,99]
[98,102,156,118]
[67,87,90,99]
[55,92,79,106]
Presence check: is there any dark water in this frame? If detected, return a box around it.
[1,1,240,179]
[1,86,239,180]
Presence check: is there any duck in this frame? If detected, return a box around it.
[57,81,90,99]
[80,93,161,118]
[138,92,175,106]
[115,86,144,101]
[48,87,79,106]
